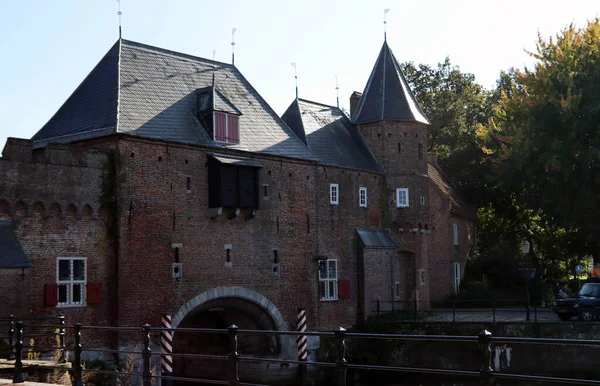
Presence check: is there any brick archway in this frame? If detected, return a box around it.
[171,286,287,332]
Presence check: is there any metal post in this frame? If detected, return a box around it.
[335,327,347,386]
[478,330,493,385]
[7,314,15,360]
[452,298,456,322]
[72,323,84,386]
[228,324,240,386]
[376,300,380,317]
[142,324,152,386]
[58,313,66,363]
[525,280,531,322]
[13,321,24,384]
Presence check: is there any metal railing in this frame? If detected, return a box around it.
[373,298,553,322]
[3,318,600,385]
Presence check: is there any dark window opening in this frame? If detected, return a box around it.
[273,250,279,264]
[226,249,231,262]
[130,152,135,158]
[159,156,162,161]
[398,143,401,154]
[263,185,268,198]
[185,159,189,165]
[418,144,423,160]
[187,177,191,191]
[208,158,260,210]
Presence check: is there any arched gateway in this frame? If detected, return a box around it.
[171,287,291,383]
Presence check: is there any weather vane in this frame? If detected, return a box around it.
[117,0,123,39]
[335,75,339,108]
[384,9,390,40]
[231,28,237,66]
[291,62,298,99]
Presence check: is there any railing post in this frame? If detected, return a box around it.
[376,300,380,317]
[228,324,240,386]
[142,324,152,386]
[7,314,15,360]
[72,323,84,386]
[58,312,66,363]
[13,321,24,384]
[478,330,493,385]
[335,327,347,386]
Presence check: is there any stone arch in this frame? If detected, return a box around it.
[0,200,9,217]
[82,204,93,219]
[15,201,28,217]
[172,286,286,332]
[32,201,45,217]
[49,203,63,218]
[97,205,107,219]
[66,203,78,218]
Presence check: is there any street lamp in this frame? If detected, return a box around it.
[518,239,534,321]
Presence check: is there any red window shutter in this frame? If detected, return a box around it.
[338,280,351,299]
[319,282,324,298]
[44,284,58,307]
[87,283,102,305]
[227,115,239,143]
[214,112,227,142]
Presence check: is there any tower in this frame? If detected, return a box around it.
[351,40,431,308]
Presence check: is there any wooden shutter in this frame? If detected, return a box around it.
[87,283,102,305]
[227,115,239,143]
[214,112,227,141]
[44,284,58,306]
[338,280,351,299]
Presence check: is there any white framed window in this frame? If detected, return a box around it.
[420,195,426,207]
[396,188,409,208]
[359,187,367,207]
[57,257,87,307]
[319,259,338,301]
[418,269,425,286]
[453,223,459,246]
[330,184,339,205]
[453,262,461,293]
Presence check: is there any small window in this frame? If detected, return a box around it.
[330,184,339,205]
[420,195,426,207]
[419,269,425,286]
[396,188,409,208]
[213,112,240,144]
[395,280,402,298]
[57,257,87,307]
[262,184,269,200]
[397,143,401,154]
[319,259,338,301]
[453,262,461,293]
[418,144,423,160]
[359,187,367,208]
[453,223,459,246]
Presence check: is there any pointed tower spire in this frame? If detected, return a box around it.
[352,41,429,125]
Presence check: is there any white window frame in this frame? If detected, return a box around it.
[396,188,409,208]
[453,223,459,246]
[453,262,461,293]
[359,187,368,207]
[330,184,339,205]
[56,257,87,307]
[319,259,338,301]
[213,112,239,144]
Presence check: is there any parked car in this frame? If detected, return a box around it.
[552,283,600,321]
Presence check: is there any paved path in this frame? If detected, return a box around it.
[425,308,561,322]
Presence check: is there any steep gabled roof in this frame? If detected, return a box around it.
[428,162,476,219]
[31,40,317,161]
[282,99,381,173]
[353,41,429,125]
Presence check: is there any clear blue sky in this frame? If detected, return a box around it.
[1,0,598,149]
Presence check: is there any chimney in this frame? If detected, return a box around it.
[427,152,438,166]
[350,91,362,119]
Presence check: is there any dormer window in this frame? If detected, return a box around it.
[214,112,240,144]
[197,86,242,145]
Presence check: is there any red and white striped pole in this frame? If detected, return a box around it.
[297,308,308,360]
[161,314,173,377]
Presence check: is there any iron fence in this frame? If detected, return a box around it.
[3,316,600,385]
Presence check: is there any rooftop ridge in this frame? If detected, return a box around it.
[121,39,235,68]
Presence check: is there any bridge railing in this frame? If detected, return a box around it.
[4,320,600,385]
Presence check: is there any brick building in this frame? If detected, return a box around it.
[0,38,475,374]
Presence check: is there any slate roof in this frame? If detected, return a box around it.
[281,99,381,173]
[353,41,430,125]
[31,40,317,161]
[356,228,398,249]
[0,221,31,269]
[428,163,476,219]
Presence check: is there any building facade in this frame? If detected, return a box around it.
[0,38,475,371]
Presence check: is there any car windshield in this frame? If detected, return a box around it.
[578,284,600,297]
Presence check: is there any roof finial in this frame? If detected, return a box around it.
[231,28,236,66]
[116,0,123,39]
[384,9,390,41]
[291,62,298,99]
[335,75,340,108]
